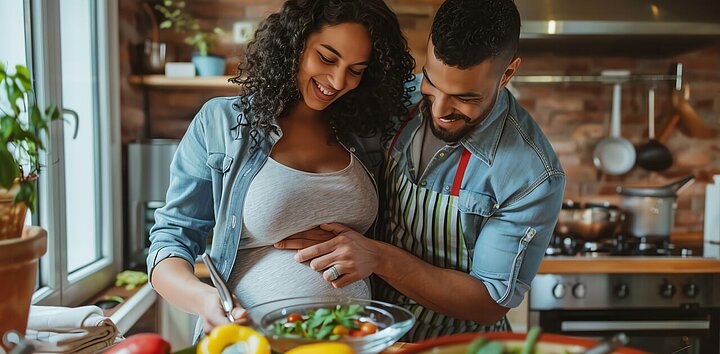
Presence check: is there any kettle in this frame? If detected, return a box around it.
[617,175,695,239]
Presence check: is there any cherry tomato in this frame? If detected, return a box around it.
[359,322,378,334]
[286,313,303,323]
[348,329,366,337]
[331,325,349,335]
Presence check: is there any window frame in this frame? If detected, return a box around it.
[29,0,123,306]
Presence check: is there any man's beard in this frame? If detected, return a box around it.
[421,98,494,143]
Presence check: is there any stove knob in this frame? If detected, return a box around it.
[683,283,699,298]
[552,283,566,299]
[572,283,587,299]
[614,283,630,298]
[660,282,676,298]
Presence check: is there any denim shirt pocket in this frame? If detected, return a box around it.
[456,190,498,252]
[206,152,233,173]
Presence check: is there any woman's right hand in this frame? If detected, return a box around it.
[199,288,250,334]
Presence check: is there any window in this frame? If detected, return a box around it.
[1,0,122,306]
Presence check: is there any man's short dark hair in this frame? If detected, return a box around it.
[431,0,520,69]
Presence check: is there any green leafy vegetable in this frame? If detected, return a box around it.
[465,326,543,354]
[272,304,375,341]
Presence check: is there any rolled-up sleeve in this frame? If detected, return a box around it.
[469,172,565,308]
[146,111,216,284]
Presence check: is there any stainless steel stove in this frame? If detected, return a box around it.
[529,264,720,354]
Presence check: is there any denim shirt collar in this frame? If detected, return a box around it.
[459,88,511,167]
[231,95,283,144]
[416,88,510,167]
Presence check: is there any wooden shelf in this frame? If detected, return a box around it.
[129,74,237,89]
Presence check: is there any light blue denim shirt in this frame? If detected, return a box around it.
[146,96,384,284]
[388,76,565,308]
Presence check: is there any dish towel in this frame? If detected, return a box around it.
[25,305,123,354]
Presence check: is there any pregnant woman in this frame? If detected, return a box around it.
[146,0,414,340]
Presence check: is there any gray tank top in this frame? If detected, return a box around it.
[228,154,377,308]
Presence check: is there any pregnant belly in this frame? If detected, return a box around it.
[228,246,371,309]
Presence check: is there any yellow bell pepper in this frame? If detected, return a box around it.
[285,342,355,354]
[196,324,270,354]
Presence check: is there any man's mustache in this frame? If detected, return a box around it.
[421,99,472,123]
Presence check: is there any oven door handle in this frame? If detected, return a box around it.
[561,320,710,331]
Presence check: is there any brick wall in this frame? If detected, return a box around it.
[119,0,720,232]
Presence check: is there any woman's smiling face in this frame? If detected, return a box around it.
[296,22,372,111]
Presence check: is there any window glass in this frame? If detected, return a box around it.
[60,0,102,273]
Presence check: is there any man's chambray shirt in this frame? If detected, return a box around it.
[387,76,565,307]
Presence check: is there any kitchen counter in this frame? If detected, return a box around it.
[198,256,720,276]
[538,256,720,274]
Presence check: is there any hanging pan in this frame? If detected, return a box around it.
[636,88,673,171]
[593,83,636,176]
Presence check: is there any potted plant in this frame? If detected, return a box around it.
[0,63,60,349]
[154,0,226,76]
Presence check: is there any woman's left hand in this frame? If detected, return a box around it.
[291,223,384,288]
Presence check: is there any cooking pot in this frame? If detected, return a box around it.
[617,175,694,239]
[554,201,623,241]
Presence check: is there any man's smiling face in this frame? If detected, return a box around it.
[420,40,519,142]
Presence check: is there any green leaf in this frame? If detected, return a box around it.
[314,324,333,340]
[160,20,172,29]
[163,0,172,6]
[476,342,503,354]
[322,313,336,327]
[1,116,14,140]
[347,304,363,316]
[338,317,355,329]
[465,338,488,354]
[0,148,19,188]
[520,326,542,354]
[15,65,31,91]
[14,180,36,212]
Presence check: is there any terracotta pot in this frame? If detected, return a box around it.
[0,226,47,351]
[0,183,28,241]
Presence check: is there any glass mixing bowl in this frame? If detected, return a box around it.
[246,296,415,354]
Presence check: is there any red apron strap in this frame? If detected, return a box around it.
[450,148,471,196]
[387,101,423,161]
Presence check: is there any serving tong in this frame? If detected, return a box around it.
[202,253,235,323]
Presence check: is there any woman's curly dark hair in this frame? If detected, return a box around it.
[231,0,415,138]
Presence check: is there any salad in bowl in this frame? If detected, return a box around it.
[246,296,415,354]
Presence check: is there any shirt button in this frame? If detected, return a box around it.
[444,185,450,192]
[231,215,237,229]
[420,180,427,186]
[438,152,445,158]
[349,147,356,152]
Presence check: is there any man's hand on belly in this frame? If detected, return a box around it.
[273,227,336,249]
[288,223,384,289]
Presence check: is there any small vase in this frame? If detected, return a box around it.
[192,54,226,77]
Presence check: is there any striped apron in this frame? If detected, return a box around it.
[376,104,510,341]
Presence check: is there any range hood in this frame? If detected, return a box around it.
[516,0,720,57]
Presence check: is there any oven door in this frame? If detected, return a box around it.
[532,308,720,354]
